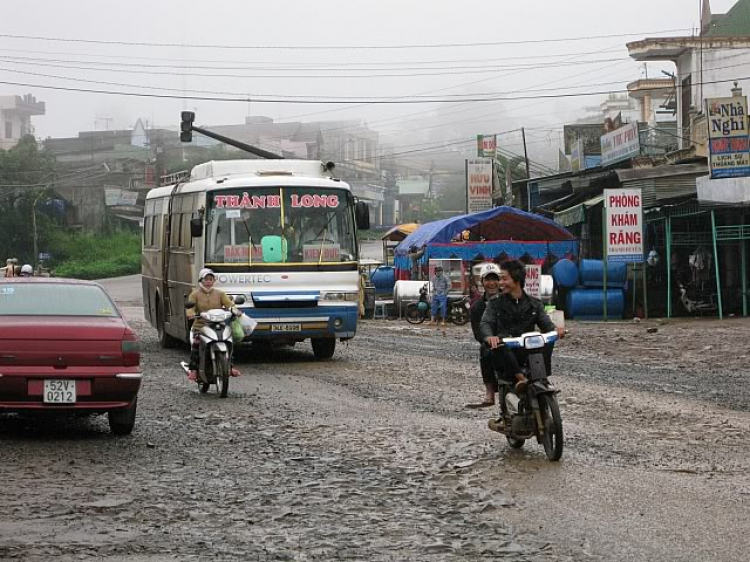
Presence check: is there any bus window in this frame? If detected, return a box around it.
[204,187,357,265]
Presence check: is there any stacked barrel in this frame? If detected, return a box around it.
[551,259,626,320]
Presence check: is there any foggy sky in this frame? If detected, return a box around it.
[3,0,739,166]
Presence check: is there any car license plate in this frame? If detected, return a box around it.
[43,380,76,404]
[271,323,302,332]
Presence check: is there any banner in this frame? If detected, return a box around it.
[601,122,640,166]
[571,139,585,172]
[104,187,139,207]
[477,134,497,158]
[466,158,493,213]
[706,96,750,179]
[525,264,542,298]
[604,188,643,263]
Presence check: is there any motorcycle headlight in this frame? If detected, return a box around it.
[524,335,545,350]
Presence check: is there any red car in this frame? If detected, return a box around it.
[0,278,142,435]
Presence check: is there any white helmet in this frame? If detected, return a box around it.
[480,263,501,280]
[20,264,33,277]
[198,268,215,282]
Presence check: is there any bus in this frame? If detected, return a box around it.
[142,159,369,358]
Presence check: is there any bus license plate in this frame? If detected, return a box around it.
[43,380,76,404]
[272,323,302,332]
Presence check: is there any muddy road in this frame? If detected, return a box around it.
[1,276,748,561]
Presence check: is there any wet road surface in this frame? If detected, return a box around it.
[1,276,747,561]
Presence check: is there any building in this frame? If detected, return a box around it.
[0,94,45,150]
[627,0,750,153]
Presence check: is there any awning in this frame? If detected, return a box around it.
[554,195,604,227]
[381,223,419,242]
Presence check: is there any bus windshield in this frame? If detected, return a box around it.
[205,186,358,265]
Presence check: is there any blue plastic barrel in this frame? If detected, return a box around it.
[550,259,579,289]
[370,266,396,294]
[566,288,625,320]
[579,259,627,288]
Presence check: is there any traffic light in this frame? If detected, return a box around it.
[180,111,195,143]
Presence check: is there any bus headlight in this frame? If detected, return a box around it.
[322,292,359,301]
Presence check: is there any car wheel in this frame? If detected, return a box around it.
[108,398,137,436]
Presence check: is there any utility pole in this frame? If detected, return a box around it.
[521,127,532,211]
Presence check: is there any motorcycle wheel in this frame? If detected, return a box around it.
[404,304,426,324]
[506,437,525,449]
[450,308,470,325]
[215,357,230,399]
[539,395,564,461]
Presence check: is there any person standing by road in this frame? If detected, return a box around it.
[466,263,502,409]
[430,265,450,326]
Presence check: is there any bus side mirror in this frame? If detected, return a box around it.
[190,217,203,238]
[355,201,370,231]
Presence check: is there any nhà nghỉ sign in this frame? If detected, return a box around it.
[604,188,643,263]
[706,96,750,179]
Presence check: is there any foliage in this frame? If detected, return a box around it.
[48,231,141,280]
[0,136,57,264]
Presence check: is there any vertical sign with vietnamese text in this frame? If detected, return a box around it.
[524,264,542,299]
[706,96,750,179]
[571,138,585,172]
[604,188,643,263]
[466,158,493,213]
[477,134,497,157]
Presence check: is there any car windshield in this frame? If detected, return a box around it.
[205,186,357,265]
[0,283,120,317]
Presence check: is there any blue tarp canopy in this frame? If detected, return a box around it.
[395,206,575,256]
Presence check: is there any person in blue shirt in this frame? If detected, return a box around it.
[430,266,451,326]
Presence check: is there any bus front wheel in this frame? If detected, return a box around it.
[311,338,336,359]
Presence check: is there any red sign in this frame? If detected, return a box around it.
[213,193,339,209]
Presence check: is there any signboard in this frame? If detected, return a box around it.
[224,245,263,262]
[476,134,496,158]
[524,264,542,299]
[104,187,139,207]
[604,188,643,263]
[571,139,585,172]
[706,96,750,179]
[600,122,641,166]
[466,158,493,213]
[302,244,340,262]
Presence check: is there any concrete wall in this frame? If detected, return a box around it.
[679,48,750,112]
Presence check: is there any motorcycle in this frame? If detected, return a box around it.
[180,295,245,398]
[403,284,470,325]
[490,330,563,461]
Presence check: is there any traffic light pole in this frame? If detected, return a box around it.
[189,125,284,160]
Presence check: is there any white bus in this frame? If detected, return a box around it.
[142,159,369,358]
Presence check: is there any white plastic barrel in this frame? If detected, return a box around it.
[539,274,554,304]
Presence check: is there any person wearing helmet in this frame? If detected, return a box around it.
[186,268,242,381]
[19,264,34,277]
[466,263,502,409]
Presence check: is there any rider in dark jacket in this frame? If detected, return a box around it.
[480,260,563,393]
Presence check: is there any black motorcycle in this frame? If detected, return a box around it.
[404,284,470,325]
[490,331,563,461]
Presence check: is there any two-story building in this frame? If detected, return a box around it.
[0,94,45,150]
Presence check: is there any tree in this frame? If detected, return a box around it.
[0,136,57,264]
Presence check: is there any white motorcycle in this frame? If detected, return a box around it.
[181,295,246,398]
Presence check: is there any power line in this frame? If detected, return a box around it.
[0,29,692,50]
